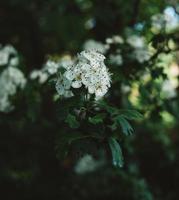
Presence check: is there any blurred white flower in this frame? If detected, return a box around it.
[85,18,96,30]
[83,39,108,54]
[30,70,48,84]
[151,7,179,33]
[106,35,124,45]
[127,35,151,63]
[3,45,17,55]
[30,56,74,85]
[0,66,26,113]
[44,60,59,75]
[151,14,165,32]
[9,57,19,66]
[0,95,13,113]
[0,50,9,66]
[109,54,123,66]
[74,154,104,174]
[121,84,131,94]
[0,44,18,66]
[133,48,151,63]
[161,79,177,99]
[127,35,145,48]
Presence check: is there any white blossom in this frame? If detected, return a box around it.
[55,50,111,100]
[30,70,48,84]
[9,57,19,66]
[55,74,73,98]
[109,54,123,66]
[151,7,179,33]
[44,60,59,75]
[30,56,74,85]
[0,66,26,113]
[106,35,124,45]
[161,79,177,99]
[3,45,17,55]
[0,44,18,66]
[133,48,151,63]
[74,154,104,174]
[127,35,151,63]
[127,35,145,48]
[0,50,9,66]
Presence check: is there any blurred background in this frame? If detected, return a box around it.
[0,0,179,199]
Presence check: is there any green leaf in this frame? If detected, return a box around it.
[118,110,143,120]
[108,137,124,168]
[88,113,106,124]
[65,114,80,129]
[114,116,134,135]
[98,100,118,115]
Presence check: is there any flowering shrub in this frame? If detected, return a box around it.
[0,1,179,199]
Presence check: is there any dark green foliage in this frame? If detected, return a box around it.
[108,137,124,167]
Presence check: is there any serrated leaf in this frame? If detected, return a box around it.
[118,109,143,120]
[98,101,118,115]
[88,113,106,124]
[108,137,124,168]
[115,116,134,135]
[65,114,80,129]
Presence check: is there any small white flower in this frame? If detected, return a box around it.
[106,35,124,45]
[0,66,26,113]
[127,35,145,48]
[0,50,9,66]
[109,54,123,66]
[74,154,104,174]
[126,35,151,63]
[133,48,151,63]
[56,74,73,97]
[30,70,48,84]
[0,44,18,66]
[44,60,59,75]
[112,35,124,44]
[9,57,19,66]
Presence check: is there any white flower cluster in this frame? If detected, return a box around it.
[56,50,111,100]
[151,7,179,33]
[30,55,73,84]
[127,35,151,63]
[0,44,19,66]
[0,66,26,112]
